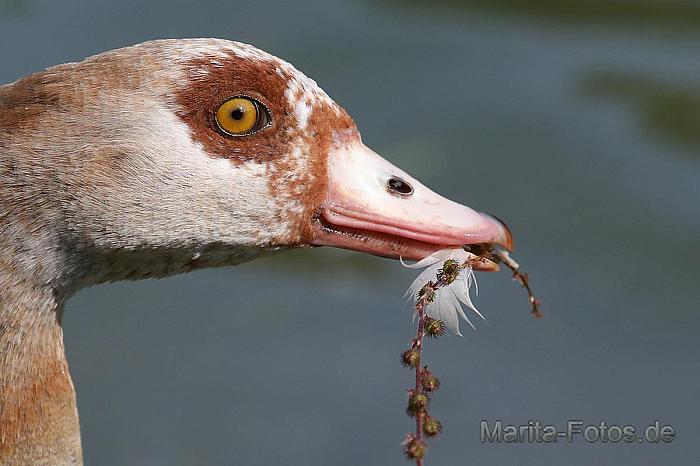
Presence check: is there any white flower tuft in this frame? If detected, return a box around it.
[402,248,484,336]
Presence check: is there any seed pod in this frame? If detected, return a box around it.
[423,417,443,437]
[425,318,446,338]
[401,349,420,369]
[403,435,426,460]
[407,390,429,417]
[437,259,460,284]
[421,374,440,392]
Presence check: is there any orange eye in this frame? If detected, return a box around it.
[215,97,270,136]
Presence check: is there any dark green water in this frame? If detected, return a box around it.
[1,1,698,464]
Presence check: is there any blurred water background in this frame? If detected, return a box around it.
[1,1,698,464]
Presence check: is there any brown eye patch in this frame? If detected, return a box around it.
[175,53,297,165]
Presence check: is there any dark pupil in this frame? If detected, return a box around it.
[388,177,413,195]
[231,107,245,120]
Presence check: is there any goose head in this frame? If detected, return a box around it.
[2,38,511,293]
[0,38,516,465]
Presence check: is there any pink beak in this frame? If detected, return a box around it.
[311,141,513,267]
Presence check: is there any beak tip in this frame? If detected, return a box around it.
[483,213,514,251]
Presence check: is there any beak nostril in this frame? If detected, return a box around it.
[387,176,414,196]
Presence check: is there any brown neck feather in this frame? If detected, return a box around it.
[0,277,82,466]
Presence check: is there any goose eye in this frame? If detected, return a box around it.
[215,97,270,136]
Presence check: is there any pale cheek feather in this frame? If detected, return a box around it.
[265,145,308,216]
[79,103,291,250]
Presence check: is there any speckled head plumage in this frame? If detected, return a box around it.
[0,40,342,286]
[0,38,511,291]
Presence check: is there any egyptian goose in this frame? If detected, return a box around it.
[0,38,511,465]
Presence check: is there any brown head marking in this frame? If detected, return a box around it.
[174,49,358,245]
